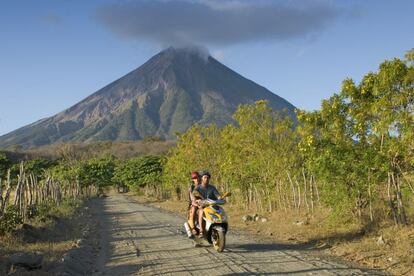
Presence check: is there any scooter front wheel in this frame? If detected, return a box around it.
[211,226,226,252]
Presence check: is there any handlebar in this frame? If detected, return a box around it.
[198,198,226,207]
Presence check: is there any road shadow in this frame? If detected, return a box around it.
[97,263,144,275]
[226,242,388,275]
[222,266,387,276]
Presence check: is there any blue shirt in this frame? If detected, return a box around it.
[194,184,220,200]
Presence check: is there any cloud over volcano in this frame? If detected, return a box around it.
[96,0,343,47]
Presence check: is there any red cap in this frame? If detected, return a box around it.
[191,171,199,179]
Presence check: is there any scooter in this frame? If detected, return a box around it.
[184,192,231,252]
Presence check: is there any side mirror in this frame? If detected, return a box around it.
[222,192,232,198]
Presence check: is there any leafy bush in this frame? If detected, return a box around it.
[0,152,11,179]
[36,200,59,221]
[79,156,116,188]
[113,155,163,190]
[59,198,82,216]
[0,205,22,234]
[25,158,56,179]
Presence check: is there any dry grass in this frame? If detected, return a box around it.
[328,225,414,275]
[0,234,75,272]
[0,200,87,274]
[130,192,414,275]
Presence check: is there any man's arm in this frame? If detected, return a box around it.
[213,186,221,200]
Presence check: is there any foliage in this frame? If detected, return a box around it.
[78,156,116,188]
[50,156,116,189]
[34,198,81,220]
[0,205,22,234]
[25,158,56,179]
[0,152,11,179]
[50,161,80,186]
[113,155,163,190]
[35,200,59,220]
[163,49,414,225]
[163,100,300,209]
[297,50,414,221]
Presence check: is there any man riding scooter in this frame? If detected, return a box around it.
[194,171,221,238]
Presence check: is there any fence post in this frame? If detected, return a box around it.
[0,170,12,215]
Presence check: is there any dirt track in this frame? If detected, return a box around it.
[87,194,383,275]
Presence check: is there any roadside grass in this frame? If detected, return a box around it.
[328,225,414,275]
[129,191,414,275]
[0,198,86,274]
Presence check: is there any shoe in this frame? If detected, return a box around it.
[198,232,204,238]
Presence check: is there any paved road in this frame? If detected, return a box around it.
[89,194,382,275]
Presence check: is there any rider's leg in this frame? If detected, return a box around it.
[198,208,204,236]
[188,206,197,234]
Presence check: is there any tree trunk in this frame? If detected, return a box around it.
[14,176,22,206]
[302,170,309,213]
[275,180,282,211]
[0,179,3,216]
[309,177,314,214]
[368,176,373,222]
[392,173,407,225]
[295,177,302,211]
[312,175,320,203]
[287,172,297,209]
[387,172,399,225]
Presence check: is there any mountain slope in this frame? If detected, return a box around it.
[0,47,296,148]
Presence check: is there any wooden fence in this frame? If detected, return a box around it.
[0,162,94,223]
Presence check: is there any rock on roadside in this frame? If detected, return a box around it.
[242,215,253,222]
[242,214,268,223]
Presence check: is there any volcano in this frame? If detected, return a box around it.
[0,47,296,148]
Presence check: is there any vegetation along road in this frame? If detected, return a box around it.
[82,193,381,275]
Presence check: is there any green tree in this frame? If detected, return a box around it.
[25,158,56,179]
[297,49,414,223]
[0,152,11,179]
[113,155,163,191]
[163,100,299,211]
[79,156,116,188]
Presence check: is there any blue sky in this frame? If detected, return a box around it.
[0,0,413,135]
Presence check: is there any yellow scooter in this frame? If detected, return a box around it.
[185,192,231,252]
